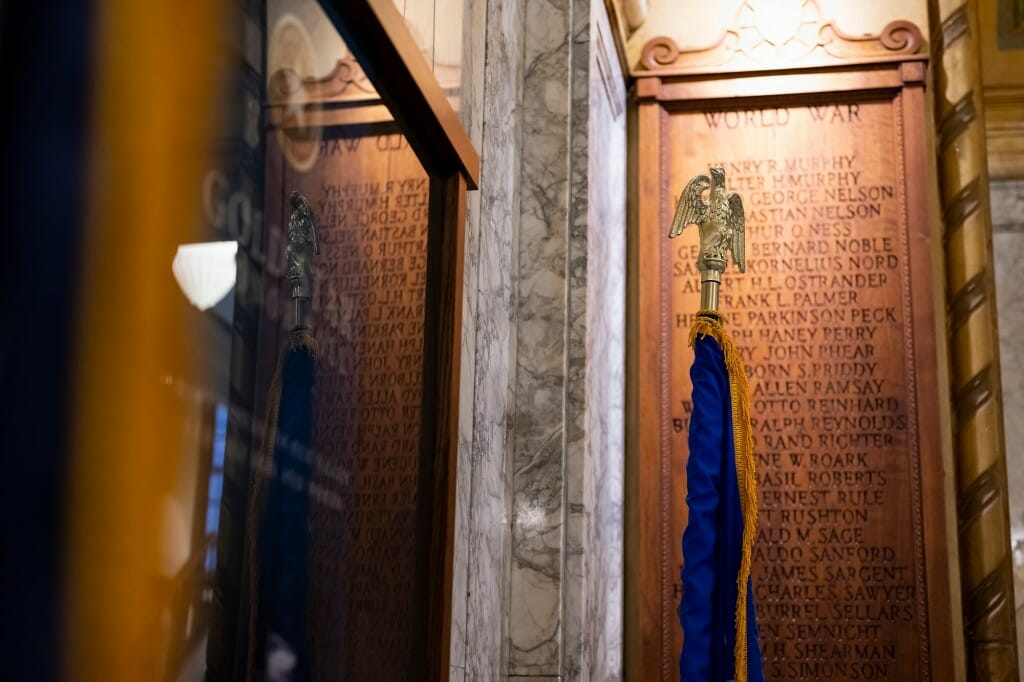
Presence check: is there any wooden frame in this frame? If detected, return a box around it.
[626,54,960,680]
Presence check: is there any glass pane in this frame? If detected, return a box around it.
[42,0,468,678]
[143,2,452,680]
[256,108,430,682]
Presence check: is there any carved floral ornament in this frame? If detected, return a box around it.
[639,0,923,73]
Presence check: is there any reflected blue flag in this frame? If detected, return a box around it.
[680,314,762,682]
[256,330,317,682]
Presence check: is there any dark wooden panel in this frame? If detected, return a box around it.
[258,126,433,680]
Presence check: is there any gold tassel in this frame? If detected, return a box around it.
[689,311,758,682]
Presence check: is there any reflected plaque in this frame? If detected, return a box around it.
[259,125,430,680]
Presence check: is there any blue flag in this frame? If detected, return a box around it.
[679,314,762,682]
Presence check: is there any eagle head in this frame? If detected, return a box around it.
[709,166,726,190]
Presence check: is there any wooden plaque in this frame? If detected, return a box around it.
[627,46,959,682]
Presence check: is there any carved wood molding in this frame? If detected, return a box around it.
[267,56,377,106]
[638,0,923,74]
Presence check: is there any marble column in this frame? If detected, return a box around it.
[449,0,627,679]
[507,0,626,678]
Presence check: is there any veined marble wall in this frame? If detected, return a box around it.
[450,0,521,679]
[581,6,627,679]
[449,0,627,679]
[448,0,493,677]
[508,0,573,669]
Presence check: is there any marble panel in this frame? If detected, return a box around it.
[992,178,1024,675]
[508,0,572,674]
[448,0,489,673]
[561,0,592,677]
[991,179,1024,230]
[994,231,1024,675]
[454,0,627,678]
[581,8,627,682]
[461,0,526,679]
[506,0,628,677]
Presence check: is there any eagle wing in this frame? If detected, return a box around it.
[727,191,745,273]
[668,174,710,238]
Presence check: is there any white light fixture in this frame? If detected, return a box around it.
[172,241,239,311]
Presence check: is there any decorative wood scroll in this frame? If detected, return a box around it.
[639,1,922,74]
[626,16,962,682]
[268,56,376,104]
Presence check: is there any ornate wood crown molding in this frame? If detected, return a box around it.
[637,0,923,74]
[268,55,377,106]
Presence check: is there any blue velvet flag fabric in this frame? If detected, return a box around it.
[679,334,763,682]
[257,343,316,682]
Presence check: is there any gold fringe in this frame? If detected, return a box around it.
[689,311,758,682]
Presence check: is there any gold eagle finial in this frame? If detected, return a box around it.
[668,165,745,311]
